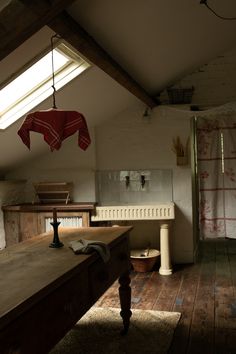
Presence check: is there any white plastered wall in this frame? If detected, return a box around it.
[0,181,26,249]
[95,105,193,263]
[2,130,96,249]
[6,129,96,203]
[5,104,193,263]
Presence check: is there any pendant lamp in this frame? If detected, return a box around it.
[18,34,91,151]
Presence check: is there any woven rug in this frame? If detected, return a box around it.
[50,307,181,354]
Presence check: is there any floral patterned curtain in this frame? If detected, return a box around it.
[197,115,236,239]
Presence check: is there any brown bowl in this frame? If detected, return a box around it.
[130,249,160,272]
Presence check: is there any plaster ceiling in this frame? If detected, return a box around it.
[0,0,11,12]
[1,0,236,174]
[68,0,236,95]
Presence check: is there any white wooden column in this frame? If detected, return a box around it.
[159,223,172,275]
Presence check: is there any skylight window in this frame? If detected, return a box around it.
[0,43,90,129]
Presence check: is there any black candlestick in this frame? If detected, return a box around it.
[49,221,64,248]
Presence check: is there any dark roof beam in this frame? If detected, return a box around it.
[49,12,158,108]
[0,0,77,61]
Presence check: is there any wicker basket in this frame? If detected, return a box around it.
[130,249,160,272]
[167,87,194,104]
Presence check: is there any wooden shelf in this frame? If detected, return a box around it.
[34,182,73,204]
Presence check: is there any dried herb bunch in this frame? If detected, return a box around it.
[172,136,189,157]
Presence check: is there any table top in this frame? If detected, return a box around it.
[0,226,132,330]
[2,202,96,212]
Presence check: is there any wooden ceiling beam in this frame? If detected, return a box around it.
[49,12,159,108]
[0,1,158,107]
[0,0,77,61]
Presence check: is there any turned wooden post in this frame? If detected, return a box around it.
[118,271,132,335]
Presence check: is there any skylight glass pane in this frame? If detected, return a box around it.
[2,62,86,122]
[0,50,69,113]
[0,43,90,129]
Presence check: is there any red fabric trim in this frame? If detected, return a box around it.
[17,109,91,151]
[198,157,236,161]
[197,126,236,131]
[201,217,236,221]
[200,188,236,192]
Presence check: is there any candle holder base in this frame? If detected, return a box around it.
[49,241,64,248]
[49,222,64,248]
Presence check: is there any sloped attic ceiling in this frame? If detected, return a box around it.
[67,0,236,95]
[1,0,236,174]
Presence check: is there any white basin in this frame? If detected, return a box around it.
[91,203,175,221]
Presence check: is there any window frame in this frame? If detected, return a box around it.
[0,41,90,130]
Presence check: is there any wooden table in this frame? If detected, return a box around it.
[0,226,132,354]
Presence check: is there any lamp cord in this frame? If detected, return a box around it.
[200,0,236,20]
[50,34,61,109]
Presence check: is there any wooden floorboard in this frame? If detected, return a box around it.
[97,239,236,354]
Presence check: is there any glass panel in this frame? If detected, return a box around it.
[96,169,173,205]
[0,43,90,129]
[0,50,68,113]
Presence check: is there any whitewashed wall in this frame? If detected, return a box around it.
[5,104,193,263]
[95,105,193,263]
[160,46,236,107]
[0,181,26,249]
[6,129,96,202]
[1,130,96,250]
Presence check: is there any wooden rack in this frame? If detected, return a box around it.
[33,182,73,204]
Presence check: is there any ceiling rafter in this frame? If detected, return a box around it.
[0,0,77,61]
[49,12,159,108]
[0,1,158,107]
